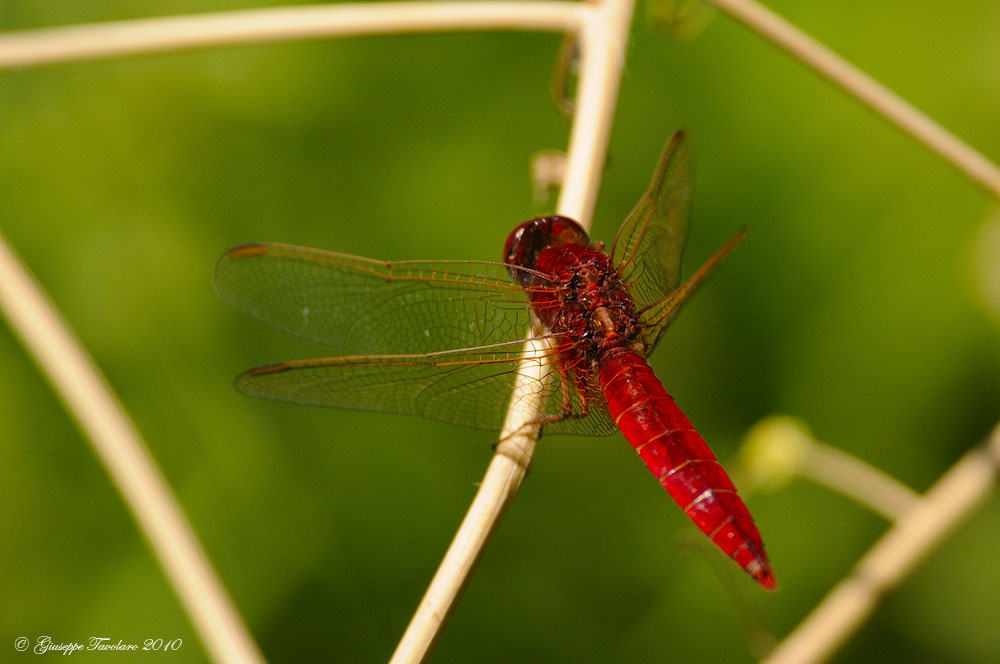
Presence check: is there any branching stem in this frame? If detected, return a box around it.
[762,423,1000,664]
[706,0,1000,200]
[3,2,997,663]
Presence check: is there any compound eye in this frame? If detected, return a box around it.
[504,216,589,268]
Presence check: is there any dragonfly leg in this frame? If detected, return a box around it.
[494,356,590,453]
[530,359,592,428]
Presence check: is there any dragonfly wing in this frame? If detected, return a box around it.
[609,132,692,346]
[236,338,614,435]
[215,243,540,355]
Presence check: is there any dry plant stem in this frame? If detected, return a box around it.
[389,1,634,661]
[763,423,1000,664]
[0,2,581,69]
[557,1,633,228]
[387,337,550,664]
[0,233,264,664]
[801,441,920,521]
[707,0,1000,201]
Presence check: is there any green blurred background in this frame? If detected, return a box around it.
[2,1,999,662]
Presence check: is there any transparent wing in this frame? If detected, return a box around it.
[609,132,692,346]
[216,241,617,436]
[236,341,617,436]
[214,242,541,355]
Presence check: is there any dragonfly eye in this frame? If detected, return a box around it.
[504,215,590,285]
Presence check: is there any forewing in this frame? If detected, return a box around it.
[609,132,692,345]
[214,243,539,355]
[236,339,617,436]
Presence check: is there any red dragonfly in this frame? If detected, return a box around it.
[215,132,776,590]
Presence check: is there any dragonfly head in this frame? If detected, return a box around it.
[504,215,590,286]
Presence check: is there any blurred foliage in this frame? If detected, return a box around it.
[2,1,999,662]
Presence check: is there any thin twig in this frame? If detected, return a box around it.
[741,416,920,521]
[388,1,635,661]
[0,232,264,664]
[762,423,1000,664]
[800,441,919,522]
[706,0,1000,201]
[0,2,581,70]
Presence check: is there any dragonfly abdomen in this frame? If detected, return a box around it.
[597,347,776,590]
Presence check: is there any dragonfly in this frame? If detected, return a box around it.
[214,131,776,590]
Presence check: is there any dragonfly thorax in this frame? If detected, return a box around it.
[531,242,645,359]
